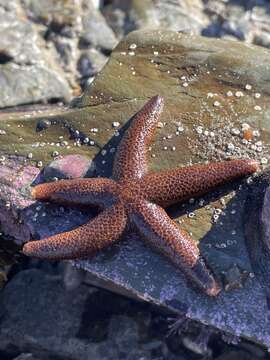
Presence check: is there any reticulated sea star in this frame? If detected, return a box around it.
[23,95,258,296]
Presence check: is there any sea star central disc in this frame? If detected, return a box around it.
[23,96,258,296]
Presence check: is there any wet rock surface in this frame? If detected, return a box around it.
[2,1,270,107]
[2,2,270,359]
[245,172,270,304]
[1,29,270,351]
[0,265,269,360]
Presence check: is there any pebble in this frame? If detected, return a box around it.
[129,43,137,50]
[235,91,244,97]
[261,157,268,165]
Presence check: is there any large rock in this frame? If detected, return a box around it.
[0,3,71,108]
[80,1,118,51]
[0,268,162,360]
[1,30,270,347]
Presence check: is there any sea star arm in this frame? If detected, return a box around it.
[140,159,258,207]
[112,95,164,181]
[22,202,127,260]
[129,199,220,296]
[31,178,119,209]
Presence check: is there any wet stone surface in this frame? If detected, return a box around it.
[2,1,270,108]
[1,29,270,349]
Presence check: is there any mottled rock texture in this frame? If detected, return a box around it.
[1,30,270,347]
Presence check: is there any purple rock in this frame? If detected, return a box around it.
[0,156,91,244]
[43,154,95,180]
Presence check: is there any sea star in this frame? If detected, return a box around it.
[23,95,258,296]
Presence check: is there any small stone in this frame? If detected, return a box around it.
[253,130,260,137]
[177,126,184,132]
[231,128,240,136]
[129,43,137,50]
[245,84,252,90]
[227,143,235,152]
[241,123,250,131]
[112,122,120,128]
[235,91,244,97]
[52,151,59,158]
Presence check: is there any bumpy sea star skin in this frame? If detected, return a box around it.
[23,95,258,296]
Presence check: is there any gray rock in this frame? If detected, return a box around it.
[77,49,108,78]
[156,0,209,33]
[80,2,118,51]
[0,269,158,360]
[103,0,160,38]
[2,29,270,349]
[102,6,127,39]
[12,354,40,360]
[21,0,80,28]
[0,5,71,108]
[245,173,270,302]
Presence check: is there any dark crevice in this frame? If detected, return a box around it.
[0,52,13,64]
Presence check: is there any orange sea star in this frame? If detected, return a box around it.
[23,95,258,296]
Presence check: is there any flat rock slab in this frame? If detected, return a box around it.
[1,30,270,346]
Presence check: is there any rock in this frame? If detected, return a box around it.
[43,154,95,181]
[0,268,160,360]
[245,172,270,302]
[1,30,270,347]
[80,2,118,51]
[21,0,80,28]
[215,350,260,360]
[12,354,40,360]
[0,156,91,243]
[77,49,108,78]
[61,262,85,291]
[0,4,72,108]
[102,0,160,38]
[155,0,209,34]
